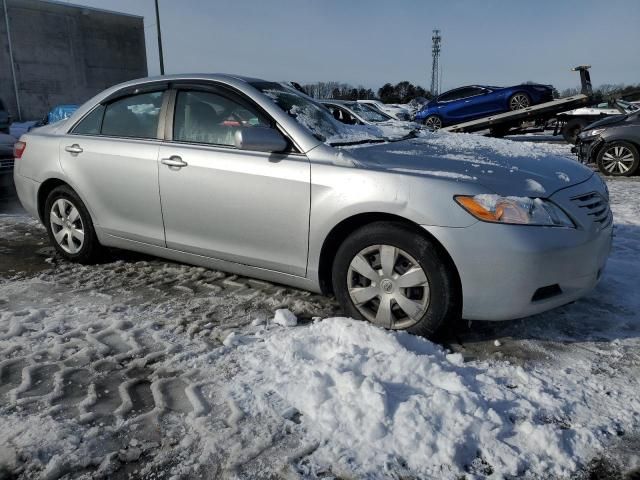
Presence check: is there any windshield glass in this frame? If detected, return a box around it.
[347,102,392,123]
[250,81,409,145]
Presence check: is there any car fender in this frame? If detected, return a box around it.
[306,146,484,283]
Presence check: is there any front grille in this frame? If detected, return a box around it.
[571,191,612,229]
[0,157,14,171]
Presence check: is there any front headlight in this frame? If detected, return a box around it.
[455,194,574,227]
[584,128,605,137]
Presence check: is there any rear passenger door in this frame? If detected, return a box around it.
[60,87,167,246]
[157,84,311,276]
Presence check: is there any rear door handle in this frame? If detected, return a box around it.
[65,144,83,154]
[161,156,188,168]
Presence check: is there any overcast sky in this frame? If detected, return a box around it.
[64,0,639,92]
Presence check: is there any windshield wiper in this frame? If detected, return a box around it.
[328,138,387,147]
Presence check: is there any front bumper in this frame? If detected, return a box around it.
[425,174,613,321]
[575,136,603,164]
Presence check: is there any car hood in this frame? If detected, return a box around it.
[343,132,593,197]
[583,113,629,131]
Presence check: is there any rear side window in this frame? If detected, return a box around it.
[102,91,163,138]
[173,90,270,146]
[72,91,164,138]
[72,105,105,135]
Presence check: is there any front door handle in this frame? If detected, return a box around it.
[161,156,188,168]
[65,144,83,154]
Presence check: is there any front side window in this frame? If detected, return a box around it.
[101,91,164,139]
[173,90,270,146]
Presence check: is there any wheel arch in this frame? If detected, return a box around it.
[317,212,462,304]
[596,138,640,172]
[37,178,71,223]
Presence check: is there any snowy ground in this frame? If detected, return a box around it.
[1,141,640,479]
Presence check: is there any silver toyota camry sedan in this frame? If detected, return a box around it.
[13,74,612,337]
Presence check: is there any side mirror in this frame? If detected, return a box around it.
[234,127,288,153]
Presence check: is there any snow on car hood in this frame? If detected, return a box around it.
[343,131,593,197]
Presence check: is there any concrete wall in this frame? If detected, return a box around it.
[0,0,147,121]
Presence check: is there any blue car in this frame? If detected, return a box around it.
[415,84,554,129]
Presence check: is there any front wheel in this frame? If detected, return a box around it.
[44,185,104,263]
[331,222,460,338]
[423,115,442,130]
[597,141,639,176]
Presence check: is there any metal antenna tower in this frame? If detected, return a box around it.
[430,29,441,96]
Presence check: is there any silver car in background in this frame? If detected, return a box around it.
[13,74,612,337]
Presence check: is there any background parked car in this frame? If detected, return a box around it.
[415,84,554,129]
[575,110,640,176]
[321,100,414,126]
[0,98,11,134]
[9,104,79,138]
[0,132,17,175]
[556,99,639,144]
[356,99,411,120]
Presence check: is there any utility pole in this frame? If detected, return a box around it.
[154,0,164,75]
[430,29,441,97]
[2,0,21,120]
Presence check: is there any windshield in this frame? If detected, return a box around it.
[347,102,392,123]
[251,81,407,145]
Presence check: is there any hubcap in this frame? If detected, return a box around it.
[425,116,442,130]
[347,245,430,329]
[50,198,85,254]
[510,94,530,110]
[602,146,635,175]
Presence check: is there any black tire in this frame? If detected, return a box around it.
[508,92,531,111]
[596,141,640,177]
[331,222,460,339]
[44,185,104,264]
[562,119,588,144]
[490,125,511,137]
[423,115,442,130]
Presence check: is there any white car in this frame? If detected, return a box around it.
[356,100,411,121]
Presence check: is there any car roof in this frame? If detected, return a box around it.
[118,73,268,86]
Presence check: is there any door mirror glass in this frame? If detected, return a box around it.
[234,127,288,153]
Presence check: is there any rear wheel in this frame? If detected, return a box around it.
[509,93,531,111]
[597,141,639,177]
[44,185,104,263]
[423,115,442,130]
[331,222,460,338]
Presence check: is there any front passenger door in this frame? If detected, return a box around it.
[158,86,311,276]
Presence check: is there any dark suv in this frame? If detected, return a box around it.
[575,111,640,176]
